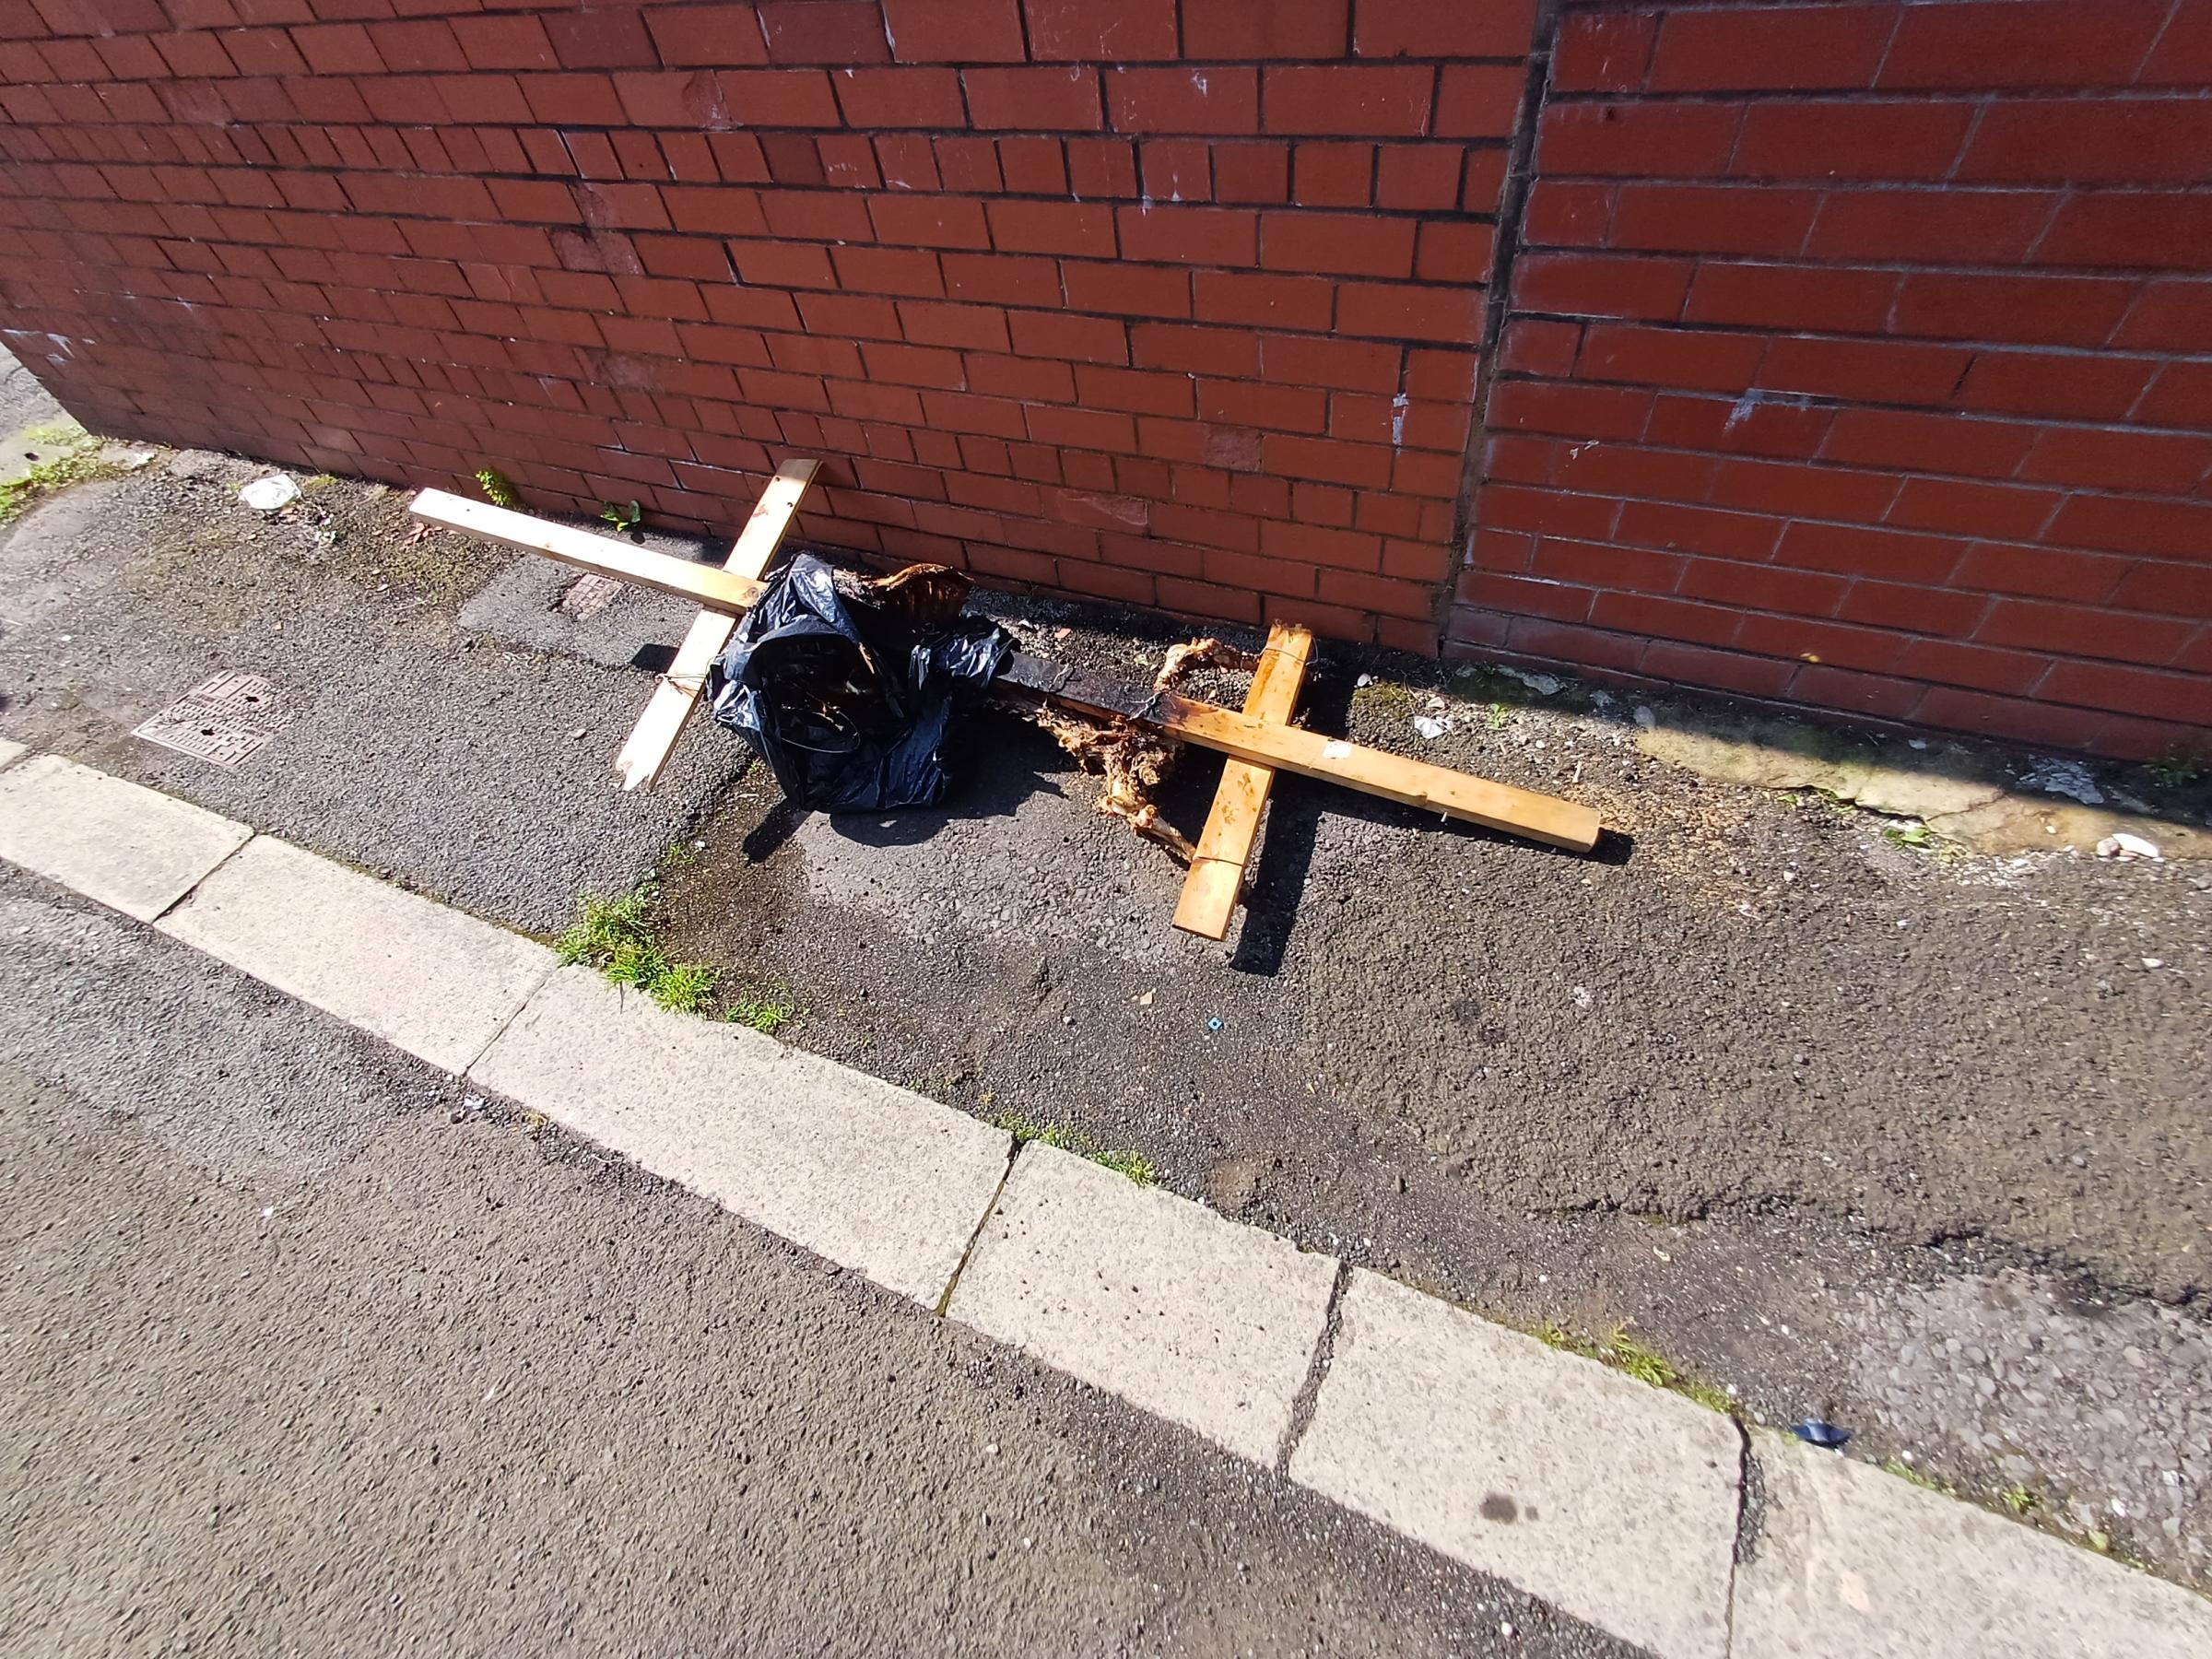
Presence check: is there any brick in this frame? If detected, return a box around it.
[1260,210,1410,277]
[834,66,963,127]
[1553,10,1657,94]
[1417,222,1494,284]
[1524,180,1612,247]
[1491,380,1653,442]
[1119,204,1257,266]
[1516,252,1691,321]
[1540,101,1742,179]
[1880,0,2167,89]
[1838,578,1989,637]
[1806,189,2056,264]
[1711,458,1900,523]
[1216,142,1291,204]
[1578,324,1764,394]
[1002,309,1121,367]
[2142,0,2212,85]
[544,6,656,68]
[2113,559,2212,619]
[870,194,991,249]
[1354,0,1535,57]
[1500,319,1580,378]
[943,249,1059,304]
[990,198,1116,256]
[1108,66,1259,135]
[1327,283,1486,345]
[1194,269,1334,331]
[1481,484,1621,541]
[1434,64,1524,139]
[645,5,771,68]
[1618,500,1782,562]
[291,22,381,75]
[1891,272,2136,348]
[2113,280,2212,351]
[1954,542,2127,604]
[1375,146,1464,212]
[896,299,1009,352]
[1681,558,1847,619]
[1759,337,1969,406]
[1895,637,2053,696]
[2021,428,2212,494]
[964,65,1101,131]
[1822,407,2034,481]
[2136,360,2212,427]
[1890,477,2062,542]
[1776,520,1968,587]
[1293,143,1373,209]
[1963,99,2212,185]
[1610,184,1818,257]
[1461,572,1596,625]
[1262,332,1399,392]
[2037,194,2212,272]
[881,0,1024,64]
[1979,600,2194,669]
[1142,140,1214,204]
[1023,0,1176,62]
[1063,257,1191,317]
[1183,0,1347,60]
[1263,65,1433,137]
[1066,136,1140,196]
[759,0,888,64]
[713,67,842,126]
[1912,686,2108,749]
[1734,101,1974,182]
[1649,5,1897,93]
[1684,263,1897,333]
[832,241,946,296]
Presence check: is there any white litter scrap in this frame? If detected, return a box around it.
[2096,832,2163,862]
[1412,714,1449,740]
[238,474,298,512]
[1497,666,1563,697]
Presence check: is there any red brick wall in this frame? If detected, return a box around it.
[1461,0,2212,759]
[0,0,1535,653]
[2,0,2208,758]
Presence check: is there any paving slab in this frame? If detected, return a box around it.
[1734,1429,2212,1659]
[947,1142,1336,1465]
[469,965,1011,1307]
[158,834,554,1073]
[1289,1269,1740,1659]
[0,753,251,921]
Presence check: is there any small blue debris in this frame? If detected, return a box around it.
[1206,1017,1224,1033]
[1791,1419,1851,1450]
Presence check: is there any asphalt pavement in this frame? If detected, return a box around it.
[0,864,1622,1658]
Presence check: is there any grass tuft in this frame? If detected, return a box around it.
[724,985,797,1034]
[993,1112,1158,1184]
[556,888,735,1022]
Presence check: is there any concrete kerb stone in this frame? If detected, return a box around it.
[1289,1269,1741,1659]
[0,752,252,922]
[158,834,556,1075]
[470,965,1011,1309]
[6,750,2206,1658]
[947,1142,1338,1466]
[1733,1428,2212,1659]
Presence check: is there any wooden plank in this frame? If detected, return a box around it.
[408,490,768,613]
[1172,622,1313,940]
[406,491,1605,854]
[1030,673,1603,855]
[614,459,819,791]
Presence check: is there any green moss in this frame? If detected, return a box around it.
[0,444,104,525]
[724,985,797,1034]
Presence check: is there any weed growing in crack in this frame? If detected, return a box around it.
[2000,1482,2040,1516]
[556,888,729,1019]
[1532,1321,1734,1415]
[2146,747,2204,789]
[1881,1457,1949,1496]
[724,985,797,1034]
[992,1112,1158,1185]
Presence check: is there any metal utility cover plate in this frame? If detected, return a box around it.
[133,671,292,768]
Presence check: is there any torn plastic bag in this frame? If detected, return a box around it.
[705,553,1015,812]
